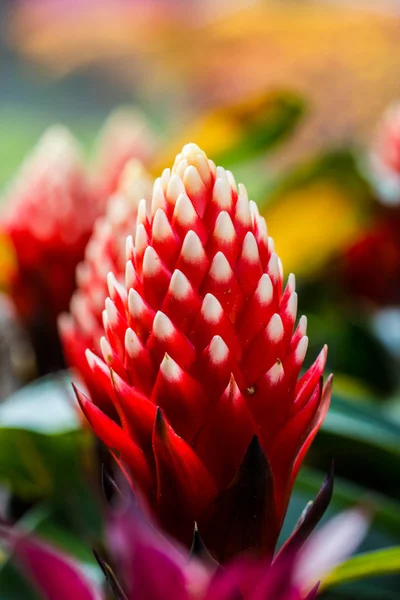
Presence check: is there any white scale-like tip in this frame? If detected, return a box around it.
[125,260,135,289]
[256,273,273,304]
[202,293,223,323]
[166,173,185,203]
[174,193,197,225]
[160,353,180,382]
[181,230,204,263]
[288,292,298,320]
[125,328,142,358]
[298,315,308,336]
[267,360,284,385]
[170,269,191,300]
[161,168,171,190]
[105,297,119,326]
[268,252,280,281]
[235,189,252,227]
[213,177,232,210]
[107,272,118,298]
[152,208,172,242]
[137,198,148,225]
[184,165,203,194]
[209,251,231,282]
[175,158,188,178]
[295,335,309,364]
[125,235,134,261]
[214,211,236,242]
[182,143,203,161]
[85,349,97,370]
[242,231,260,263]
[128,287,145,318]
[153,311,174,341]
[226,170,237,192]
[209,335,229,365]
[135,223,148,254]
[288,273,296,292]
[266,313,284,343]
[100,336,113,364]
[151,178,167,216]
[268,237,275,254]
[256,216,268,244]
[142,246,161,276]
[249,200,260,225]
[238,183,248,201]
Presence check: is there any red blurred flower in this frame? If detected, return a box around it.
[71,144,332,559]
[1,126,96,324]
[0,111,157,372]
[341,212,400,306]
[370,103,400,206]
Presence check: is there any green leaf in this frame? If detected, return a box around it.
[322,547,400,590]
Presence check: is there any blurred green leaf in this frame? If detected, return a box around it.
[322,547,400,590]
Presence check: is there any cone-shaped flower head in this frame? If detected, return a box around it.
[0,126,99,324]
[75,144,332,559]
[60,161,153,413]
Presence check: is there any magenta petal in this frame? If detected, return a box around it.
[14,534,101,600]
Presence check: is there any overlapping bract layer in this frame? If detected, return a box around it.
[75,144,331,558]
[60,161,153,412]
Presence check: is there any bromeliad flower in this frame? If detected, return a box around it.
[60,161,153,415]
[3,476,369,600]
[73,144,332,559]
[0,126,96,325]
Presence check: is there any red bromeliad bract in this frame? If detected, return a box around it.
[60,161,153,413]
[73,143,332,559]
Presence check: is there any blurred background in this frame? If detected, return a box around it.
[1,1,400,598]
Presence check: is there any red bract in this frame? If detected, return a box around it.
[60,161,153,414]
[73,144,332,559]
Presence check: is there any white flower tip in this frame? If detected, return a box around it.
[160,353,180,381]
[128,287,143,317]
[209,335,229,365]
[181,230,204,262]
[242,231,259,263]
[170,269,190,300]
[209,251,231,283]
[214,211,235,242]
[153,311,174,341]
[183,165,203,194]
[142,246,160,276]
[166,173,185,203]
[85,349,96,369]
[213,177,232,210]
[135,222,148,252]
[288,273,296,291]
[105,297,118,326]
[288,292,298,319]
[266,313,284,343]
[298,315,308,335]
[152,208,171,242]
[268,252,280,280]
[125,234,134,261]
[295,335,309,364]
[100,336,113,363]
[267,360,284,385]
[256,274,273,304]
[125,328,141,358]
[174,193,196,225]
[202,294,223,324]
